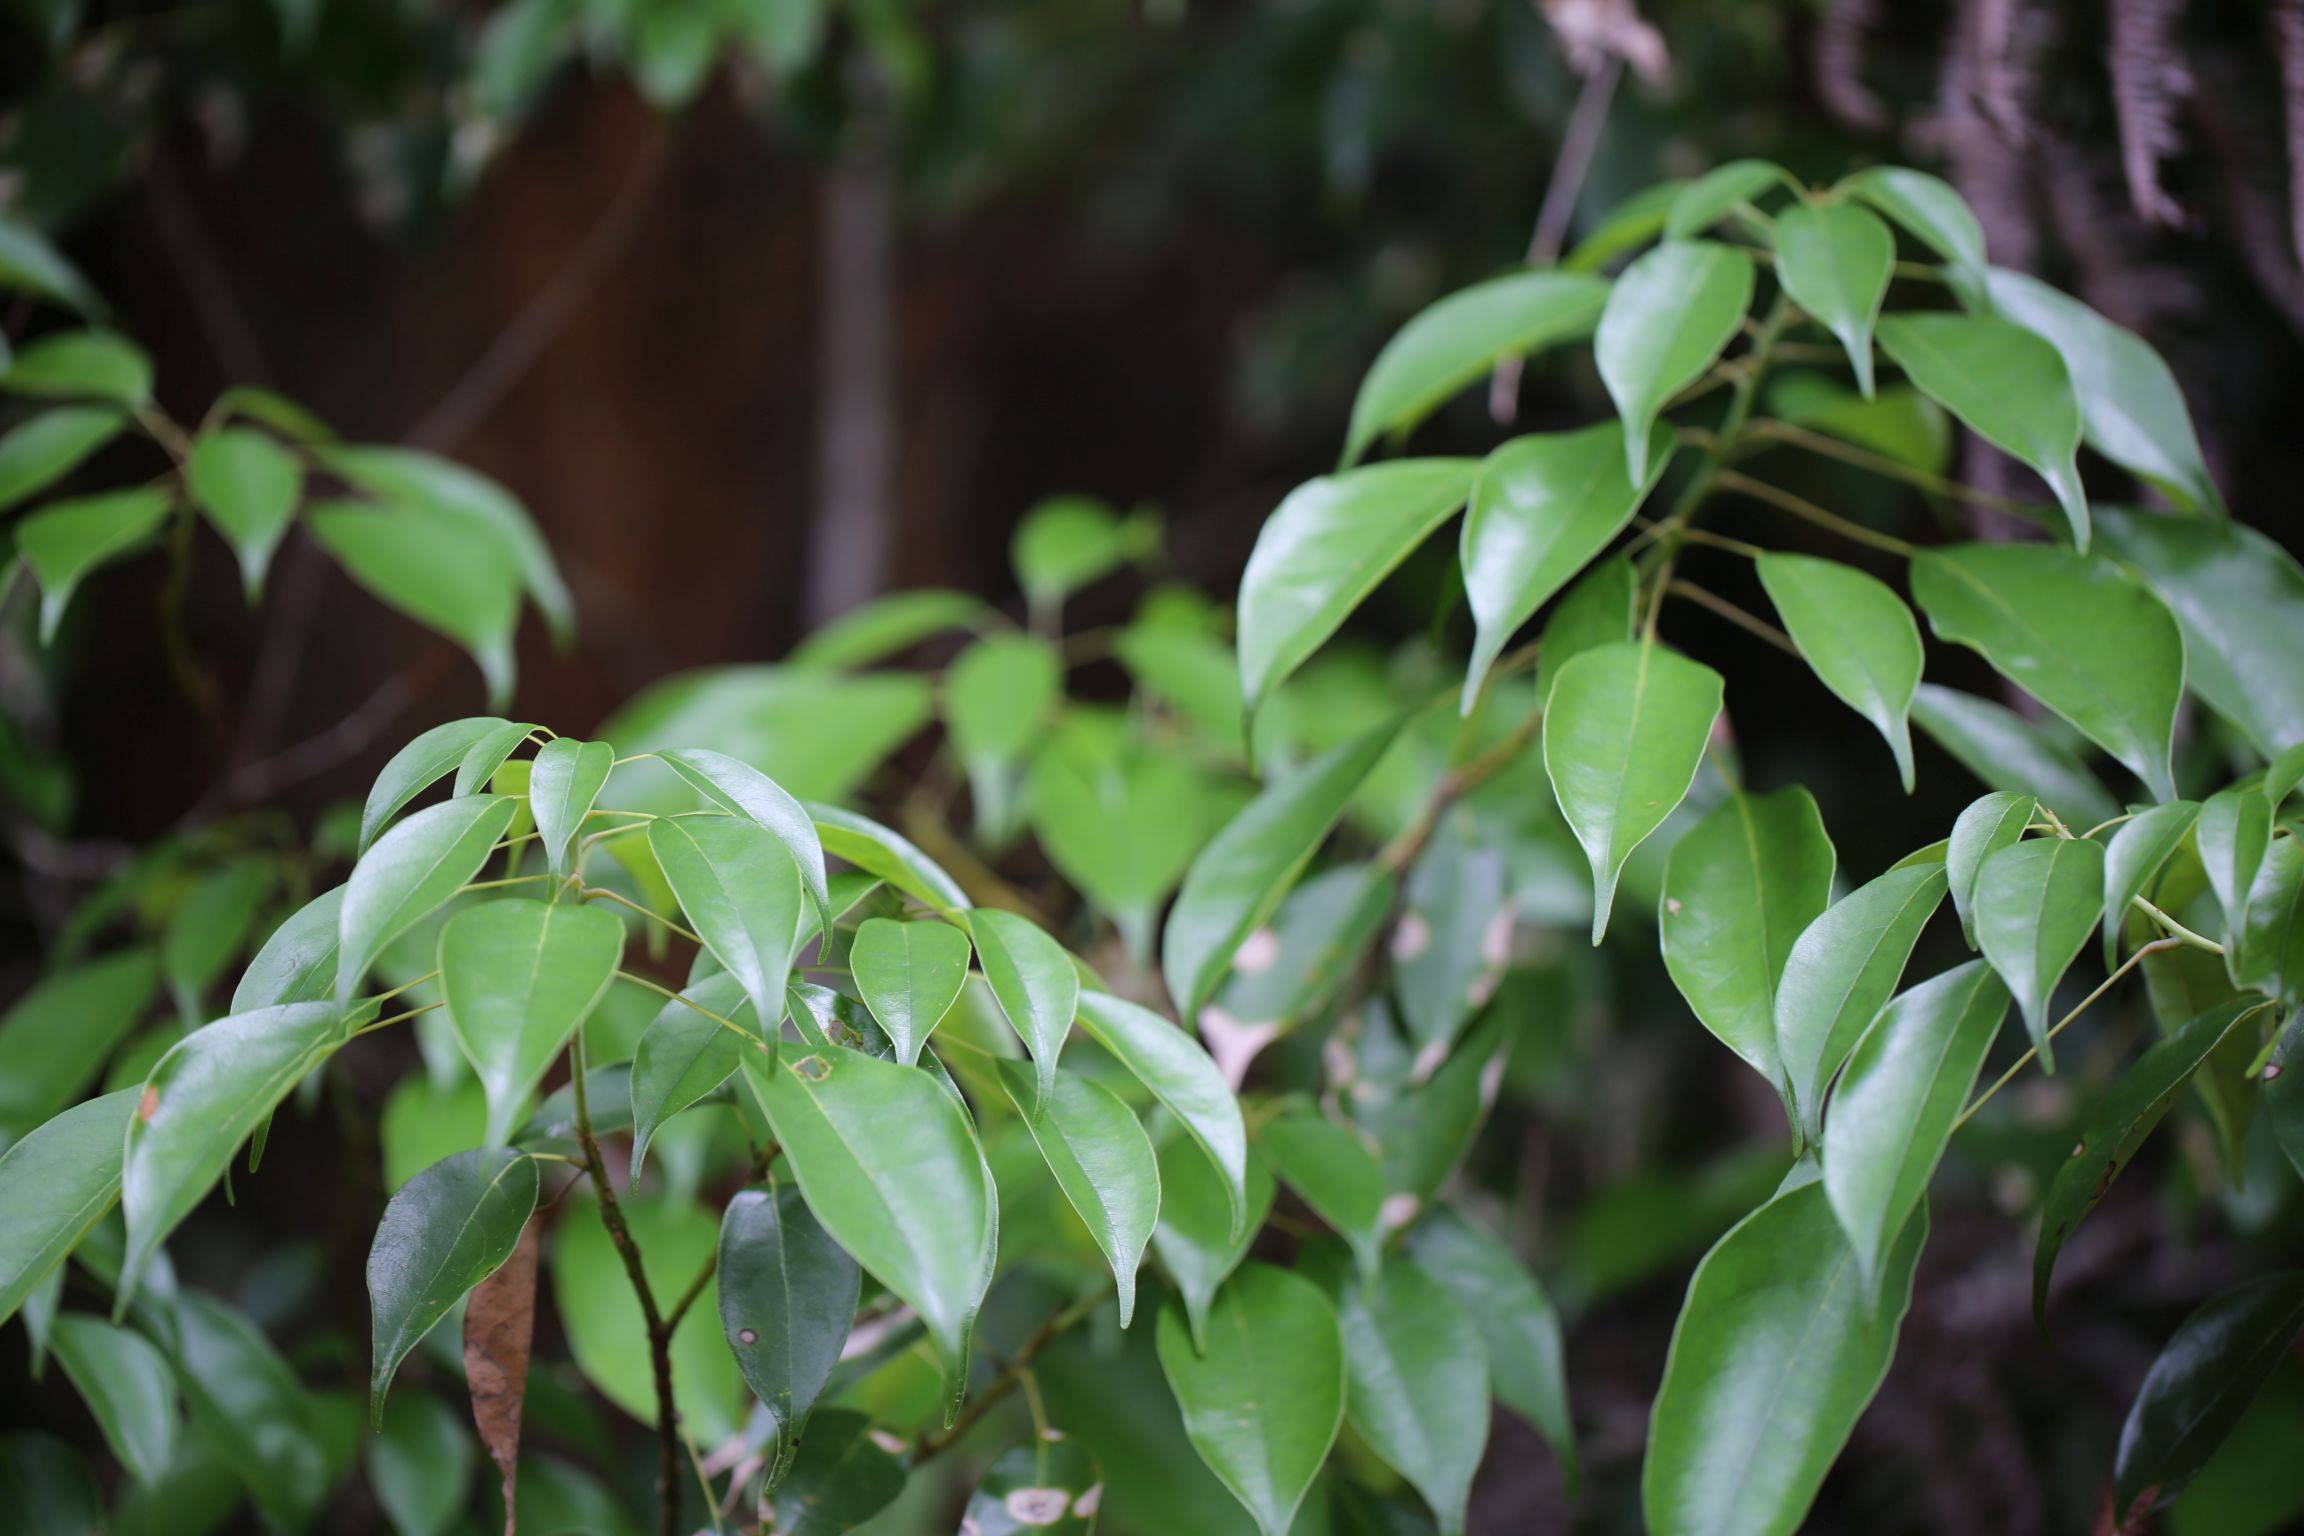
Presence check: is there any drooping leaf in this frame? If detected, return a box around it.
[551,1194,744,1443]
[49,1313,178,1484]
[2034,999,2270,1326]
[462,1219,537,1527]
[1642,1181,1925,1536]
[2101,801,2199,967]
[0,404,124,512]
[1659,786,1836,1100]
[1076,992,1247,1242]
[337,794,519,1004]
[1664,160,1797,239]
[527,738,614,876]
[1155,1264,1346,1536]
[0,949,159,1140]
[1343,270,1610,464]
[1595,241,1756,481]
[808,802,969,918]
[785,588,995,671]
[741,1043,992,1371]
[1973,836,2105,1068]
[649,812,804,1033]
[1011,494,1160,619]
[2236,835,2304,1010]
[1320,1257,1489,1536]
[656,747,833,941]
[945,634,1063,837]
[1543,640,1724,943]
[1846,166,1986,271]
[439,899,623,1148]
[369,1392,476,1536]
[1151,1135,1275,1352]
[309,501,525,704]
[172,1291,333,1531]
[968,907,1079,1107]
[2113,1272,2304,1521]
[1822,961,2007,1287]
[18,488,173,641]
[1236,460,1476,715]
[0,1088,135,1326]
[1754,553,1922,788]
[963,1436,1103,1536]
[1909,683,2122,829]
[1457,422,1668,711]
[188,427,302,598]
[1774,862,1948,1143]
[628,971,759,1177]
[1404,1207,1574,1490]
[999,1060,1160,1325]
[360,718,515,854]
[1946,791,2036,949]
[366,1147,538,1422]
[1772,203,1894,396]
[2196,782,2271,937]
[1877,313,2089,546]
[764,1408,907,1535]
[1258,1112,1386,1280]
[1163,717,1401,1020]
[851,918,971,1066]
[1909,544,2183,801]
[717,1184,860,1471]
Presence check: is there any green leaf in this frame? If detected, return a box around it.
[1766,374,1952,475]
[360,718,513,854]
[1775,862,1948,1143]
[4,330,150,405]
[2196,782,2270,936]
[2034,999,2269,1326]
[1564,179,1686,272]
[528,739,614,876]
[0,1432,101,1531]
[551,1193,744,1443]
[657,747,834,941]
[1980,267,2221,515]
[808,802,968,918]
[1156,1264,1345,1536]
[1536,555,1637,704]
[0,404,124,512]
[606,667,931,814]
[1236,459,1477,714]
[1665,160,1797,239]
[1076,992,1248,1242]
[0,1088,135,1326]
[963,1436,1102,1535]
[1392,815,1508,1056]
[1876,314,2088,547]
[366,1147,538,1422]
[120,1003,345,1303]
[741,1043,992,1371]
[1642,1181,1925,1536]
[2235,835,2304,1010]
[851,918,971,1066]
[1659,787,1836,1098]
[1321,1257,1488,1536]
[1945,790,2036,952]
[18,488,173,642]
[1754,553,1922,788]
[49,1313,177,1484]
[369,1392,476,1536]
[764,1408,906,1535]
[649,812,805,1033]
[2114,1272,2304,1521]
[1459,422,1670,709]
[188,427,301,599]
[0,217,106,315]
[0,949,159,1139]
[999,1059,1160,1325]
[1595,240,1755,481]
[452,721,533,797]
[1258,1112,1385,1279]
[1543,640,1724,943]
[1909,683,2122,829]
[1909,544,2183,801]
[1368,1012,1512,1208]
[2102,801,2199,967]
[233,888,345,1015]
[1343,270,1610,464]
[945,633,1063,837]
[337,795,519,1004]
[1772,203,1894,396]
[308,501,526,704]
[967,907,1078,1108]
[786,589,995,671]
[1011,494,1159,619]
[1403,1206,1574,1489]
[1973,835,2104,1068]
[172,1291,333,1530]
[209,385,332,444]
[1151,1134,1275,1351]
[1163,717,1401,1020]
[2266,1015,2304,1182]
[2095,508,2304,760]
[1032,725,1227,935]
[440,900,623,1147]
[1822,961,2006,1287]
[629,972,758,1177]
[717,1184,860,1470]
[161,857,271,1026]
[1846,166,1985,271]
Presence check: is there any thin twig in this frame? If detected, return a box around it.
[1952,939,2179,1130]
[1715,468,1918,556]
[1745,418,2036,517]
[910,1284,1115,1465]
[1490,55,1622,422]
[1666,579,1801,655]
[615,970,765,1049]
[584,886,704,946]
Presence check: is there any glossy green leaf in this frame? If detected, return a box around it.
[0,1088,135,1326]
[1973,835,2104,1067]
[606,667,932,814]
[963,1436,1103,1536]
[4,329,151,405]
[188,427,301,598]
[1236,459,1476,714]
[741,1042,992,1371]
[1544,640,1724,943]
[1536,555,1636,705]
[2236,836,2304,1009]
[19,487,173,641]
[1343,270,1609,464]
[1659,787,1836,1097]
[2197,781,2271,936]
[1595,240,1755,481]
[717,1184,860,1470]
[1877,314,2088,546]
[1325,1257,1488,1536]
[1822,961,2006,1286]
[1909,683,2122,829]
[1392,815,1508,1056]
[1404,1206,1574,1488]
[449,720,531,798]
[1163,716,1400,1020]
[1754,553,1922,787]
[808,802,968,918]
[2034,998,2269,1326]
[1775,862,1948,1142]
[439,898,622,1148]
[120,1002,345,1304]
[1459,422,1669,709]
[1011,494,1159,618]
[359,718,514,854]
[551,1194,744,1443]
[649,812,805,1033]
[49,1313,177,1484]
[657,747,833,941]
[765,1408,906,1535]
[369,1392,476,1536]
[0,404,124,512]
[785,588,995,671]
[0,948,159,1139]
[1910,543,2183,801]
[1151,1134,1275,1351]
[1980,267,2220,515]
[968,907,1078,1108]
[1766,373,1952,475]
[2102,801,2199,967]
[851,918,971,1066]
[1156,1264,1345,1536]
[1563,179,1685,272]
[528,738,613,876]
[629,971,759,1177]
[366,1147,538,1421]
[173,1291,332,1530]
[1946,791,2035,949]
[337,795,519,1004]
[2114,1271,2304,1520]
[999,1060,1160,1325]
[1077,991,1248,1242]
[1665,160,1796,239]
[309,500,525,704]
[1642,1181,1925,1536]
[234,885,343,1013]
[1773,202,1894,395]
[1846,166,1986,270]
[1259,1112,1386,1280]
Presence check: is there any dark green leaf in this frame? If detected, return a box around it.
[309,501,525,704]
[19,488,173,642]
[1946,791,2035,948]
[0,1088,134,1326]
[2196,782,2271,937]
[649,812,805,1034]
[999,1060,1160,1324]
[2101,801,2199,967]
[1754,553,1922,788]
[1076,992,1247,1242]
[1563,179,1685,272]
[765,1408,906,1535]
[0,1432,100,1533]
[336,795,518,1004]
[629,971,760,1177]
[1973,835,2104,1067]
[968,907,1078,1108]
[1151,1135,1275,1351]
[160,857,271,1026]
[1775,862,1948,1142]
[1392,815,1510,1057]
[717,1185,860,1470]
[0,216,107,314]
[2113,1272,2304,1519]
[1909,683,2122,829]
[1595,241,1755,480]
[188,427,301,599]
[2235,836,2304,1010]
[1258,1113,1386,1280]
[1773,203,1894,396]
[366,1147,538,1422]
[1404,1207,1574,1489]
[50,1312,178,1483]
[1324,1257,1488,1536]
[0,404,124,512]
[173,1291,333,1530]
[1765,373,1951,474]
[2266,1015,2304,1182]
[528,738,614,876]
[851,918,971,1066]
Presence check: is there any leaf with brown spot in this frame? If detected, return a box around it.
[463,1218,538,1535]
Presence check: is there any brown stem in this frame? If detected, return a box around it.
[909,1284,1114,1465]
[1714,468,1919,557]
[1490,55,1623,422]
[1665,579,1801,656]
[1378,706,1544,874]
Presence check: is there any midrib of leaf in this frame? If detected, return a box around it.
[2148,1289,2304,1481]
[1868,973,1986,1240]
[1791,875,1936,1102]
[789,1063,959,1340]
[1889,324,2052,461]
[382,1155,528,1361]
[1707,1244,1857,1530]
[1603,644,1658,866]
[1930,560,2158,770]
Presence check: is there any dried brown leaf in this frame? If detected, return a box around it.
[464,1217,539,1536]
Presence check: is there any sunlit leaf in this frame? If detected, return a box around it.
[1973,835,2103,1068]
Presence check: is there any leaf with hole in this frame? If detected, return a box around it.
[717,1184,860,1475]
